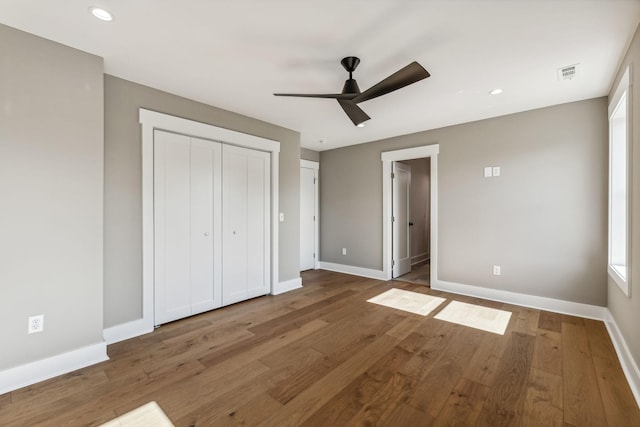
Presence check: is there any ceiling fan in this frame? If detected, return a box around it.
[274,57,430,127]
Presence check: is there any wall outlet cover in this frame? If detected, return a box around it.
[28,314,44,334]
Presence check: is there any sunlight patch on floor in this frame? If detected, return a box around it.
[435,300,512,335]
[100,401,174,427]
[367,288,446,316]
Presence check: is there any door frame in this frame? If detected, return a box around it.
[139,108,280,332]
[300,159,319,270]
[381,144,439,282]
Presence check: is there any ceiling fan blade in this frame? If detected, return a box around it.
[337,99,371,126]
[352,62,430,104]
[274,93,355,99]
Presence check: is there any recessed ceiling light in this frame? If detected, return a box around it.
[489,88,503,95]
[357,123,365,128]
[89,6,113,21]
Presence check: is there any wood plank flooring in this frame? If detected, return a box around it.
[395,260,430,286]
[1,269,638,426]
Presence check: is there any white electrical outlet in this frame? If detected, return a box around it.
[493,265,501,276]
[342,248,347,255]
[28,314,44,334]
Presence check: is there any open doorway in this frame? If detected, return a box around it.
[393,157,431,285]
[381,144,439,285]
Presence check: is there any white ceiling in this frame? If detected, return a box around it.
[1,0,639,151]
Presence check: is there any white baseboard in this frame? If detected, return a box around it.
[411,253,429,265]
[0,342,108,395]
[318,261,386,280]
[103,318,154,345]
[605,310,640,408]
[273,277,303,295]
[432,279,606,320]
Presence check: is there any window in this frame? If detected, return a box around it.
[608,66,631,296]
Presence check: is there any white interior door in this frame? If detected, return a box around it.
[222,144,271,305]
[154,131,222,325]
[392,162,412,278]
[300,162,318,271]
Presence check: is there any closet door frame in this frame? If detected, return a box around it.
[139,109,280,331]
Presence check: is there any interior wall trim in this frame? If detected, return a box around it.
[103,317,154,345]
[381,144,440,282]
[411,253,430,265]
[318,261,387,280]
[605,309,640,408]
[432,279,607,320]
[0,343,108,395]
[274,277,303,295]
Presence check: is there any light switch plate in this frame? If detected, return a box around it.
[484,167,493,178]
[279,213,284,222]
[492,166,501,177]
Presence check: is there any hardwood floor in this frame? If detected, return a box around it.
[395,260,430,286]
[1,269,638,426]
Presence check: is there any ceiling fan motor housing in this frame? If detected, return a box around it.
[342,79,360,95]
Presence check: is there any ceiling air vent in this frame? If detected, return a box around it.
[557,64,579,80]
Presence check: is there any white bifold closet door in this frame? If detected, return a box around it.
[222,144,271,306]
[154,130,222,325]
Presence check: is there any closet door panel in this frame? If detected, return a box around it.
[154,131,192,324]
[155,132,271,320]
[246,152,270,298]
[222,145,249,305]
[190,138,222,314]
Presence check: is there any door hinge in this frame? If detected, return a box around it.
[313,253,316,258]
[313,215,316,221]
[391,172,395,179]
[392,216,395,222]
[392,260,395,266]
[314,177,317,184]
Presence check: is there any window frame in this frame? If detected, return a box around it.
[608,66,632,296]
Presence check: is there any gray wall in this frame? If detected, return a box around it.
[320,98,608,306]
[104,75,301,328]
[0,24,104,369]
[301,148,320,162]
[404,158,430,260]
[608,23,640,368]
[321,146,383,269]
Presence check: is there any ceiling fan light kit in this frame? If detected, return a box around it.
[274,56,430,126]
